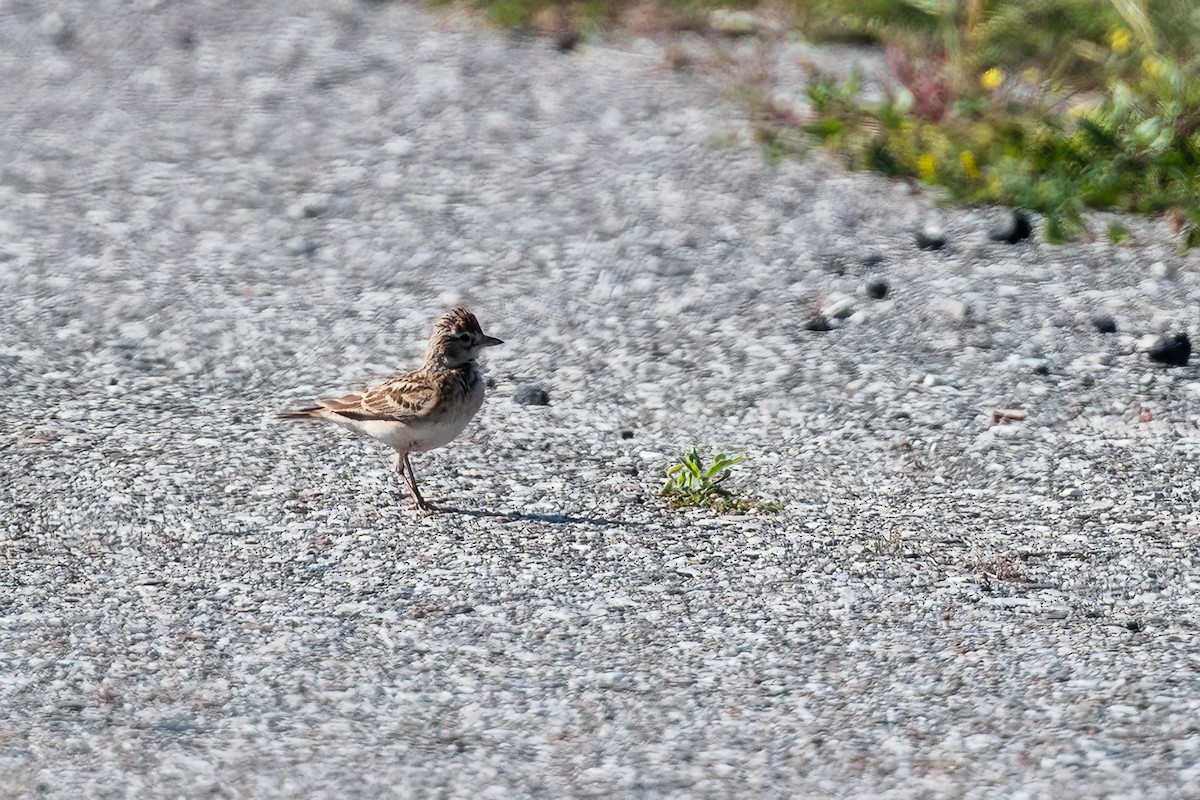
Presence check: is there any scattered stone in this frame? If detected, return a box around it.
[1150,261,1171,279]
[804,314,833,332]
[915,226,946,251]
[513,384,551,405]
[933,297,971,325]
[383,136,414,157]
[804,295,856,332]
[285,236,317,257]
[39,11,74,48]
[1148,332,1190,366]
[865,277,889,300]
[619,430,634,440]
[819,294,856,321]
[288,193,333,219]
[1090,313,1117,334]
[988,210,1033,244]
[1136,333,1159,352]
[555,31,581,52]
[991,408,1028,424]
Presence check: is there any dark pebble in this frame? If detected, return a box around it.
[620,430,634,440]
[804,315,832,332]
[513,384,551,405]
[1090,313,1117,334]
[1148,332,1190,366]
[865,277,889,299]
[988,210,1033,244]
[555,31,581,52]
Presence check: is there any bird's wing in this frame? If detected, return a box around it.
[315,394,365,410]
[323,372,439,422]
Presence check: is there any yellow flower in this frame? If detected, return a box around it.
[1143,56,1163,79]
[1109,28,1131,54]
[959,150,980,179]
[980,67,1004,91]
[918,153,936,182]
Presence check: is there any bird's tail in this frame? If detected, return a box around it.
[278,407,324,420]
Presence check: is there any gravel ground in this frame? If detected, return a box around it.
[3,1,1200,797]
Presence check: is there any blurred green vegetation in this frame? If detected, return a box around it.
[788,0,1200,245]
[457,0,1200,245]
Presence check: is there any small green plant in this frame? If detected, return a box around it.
[662,448,778,512]
[663,448,742,505]
[1107,221,1130,244]
[458,0,1199,246]
[786,0,1200,247]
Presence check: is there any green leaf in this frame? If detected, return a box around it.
[805,117,846,142]
[662,449,766,512]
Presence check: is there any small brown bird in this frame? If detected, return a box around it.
[282,308,503,510]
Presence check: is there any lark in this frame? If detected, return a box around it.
[282,308,503,511]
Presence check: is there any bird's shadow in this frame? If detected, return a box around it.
[438,506,642,527]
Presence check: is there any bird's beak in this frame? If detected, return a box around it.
[482,335,504,347]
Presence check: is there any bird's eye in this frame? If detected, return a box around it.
[456,332,472,343]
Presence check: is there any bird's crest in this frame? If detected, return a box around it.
[436,307,483,334]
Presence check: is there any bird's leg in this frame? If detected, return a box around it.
[392,453,418,509]
[398,452,434,511]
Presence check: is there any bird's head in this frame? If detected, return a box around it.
[427,307,503,367]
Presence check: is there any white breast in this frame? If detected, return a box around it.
[338,378,485,454]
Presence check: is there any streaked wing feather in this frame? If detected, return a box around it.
[336,373,438,421]
[317,394,364,411]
